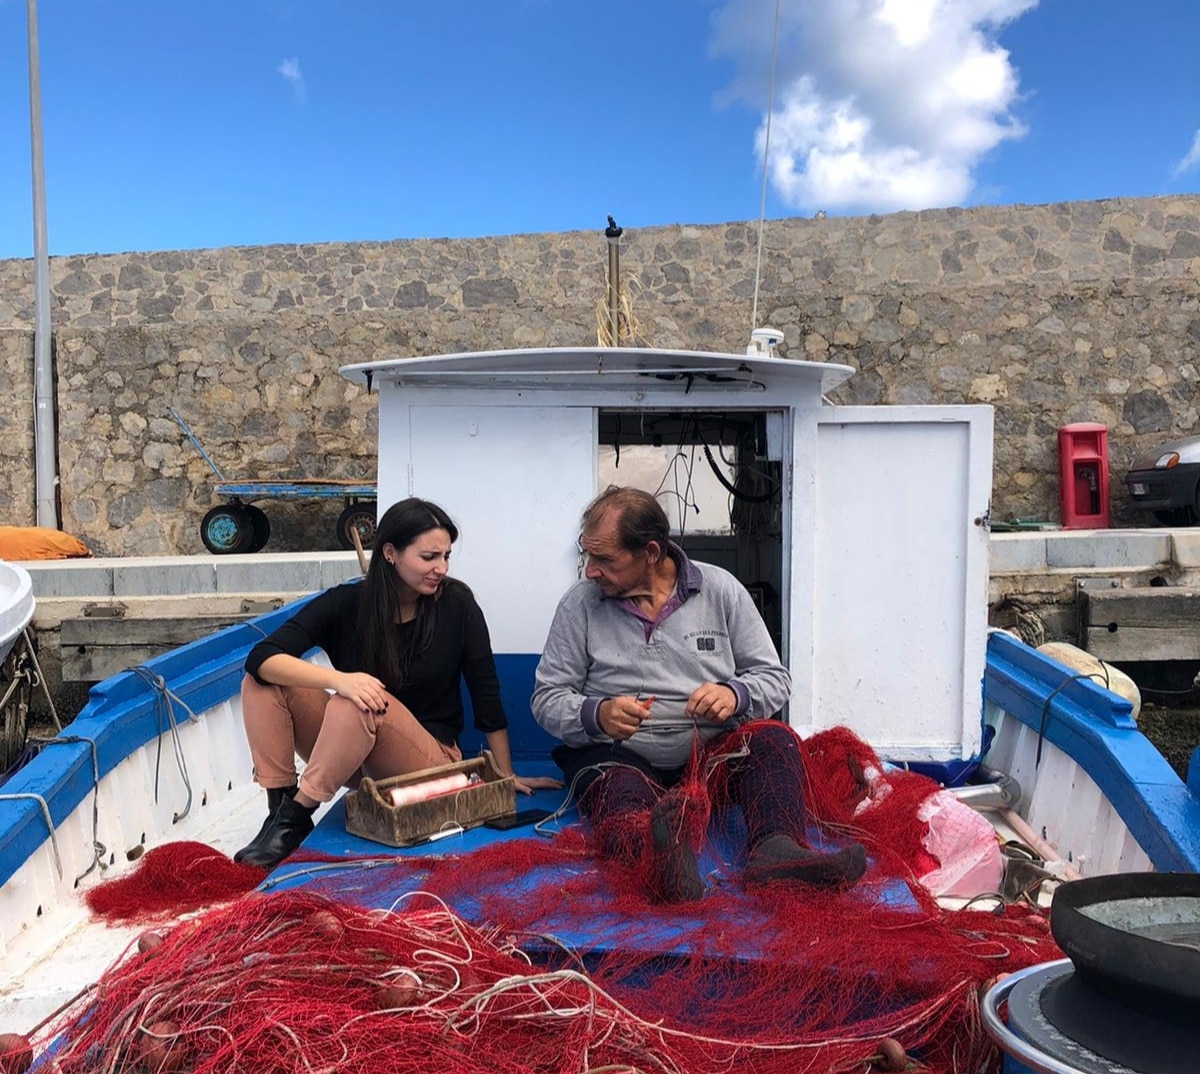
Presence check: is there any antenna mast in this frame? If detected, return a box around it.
[605,215,623,347]
[750,0,782,334]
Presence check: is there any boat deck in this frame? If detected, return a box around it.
[263,773,919,961]
[0,771,921,1034]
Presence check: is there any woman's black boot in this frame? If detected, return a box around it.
[238,795,317,869]
[234,784,298,863]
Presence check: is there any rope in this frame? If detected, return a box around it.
[1035,673,1098,768]
[130,667,199,824]
[25,626,62,730]
[0,790,62,877]
[0,627,61,731]
[34,733,107,885]
[531,765,619,836]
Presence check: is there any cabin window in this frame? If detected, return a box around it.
[597,409,786,652]
[598,443,737,536]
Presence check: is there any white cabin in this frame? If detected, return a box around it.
[341,346,993,762]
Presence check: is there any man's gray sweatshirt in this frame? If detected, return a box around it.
[532,554,792,769]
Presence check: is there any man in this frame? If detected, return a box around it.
[532,486,866,902]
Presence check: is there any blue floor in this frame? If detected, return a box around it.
[260,777,919,962]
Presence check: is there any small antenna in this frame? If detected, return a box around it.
[750,0,782,333]
[605,216,623,347]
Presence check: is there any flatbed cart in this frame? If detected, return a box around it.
[168,408,377,555]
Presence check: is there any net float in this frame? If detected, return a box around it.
[374,978,419,1009]
[137,931,164,953]
[0,1033,33,1074]
[872,1037,907,1072]
[136,1020,185,1074]
[306,909,344,940]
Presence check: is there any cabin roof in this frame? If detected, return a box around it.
[340,347,855,395]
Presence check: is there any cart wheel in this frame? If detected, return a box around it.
[201,504,255,555]
[245,504,271,552]
[337,502,377,550]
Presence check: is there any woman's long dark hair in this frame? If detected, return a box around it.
[356,498,460,687]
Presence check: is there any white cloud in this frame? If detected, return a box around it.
[1173,130,1200,177]
[277,57,306,103]
[711,0,1039,215]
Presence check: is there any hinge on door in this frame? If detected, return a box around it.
[974,505,992,531]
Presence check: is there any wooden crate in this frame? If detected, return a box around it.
[343,751,516,847]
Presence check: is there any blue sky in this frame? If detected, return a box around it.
[1,0,1197,259]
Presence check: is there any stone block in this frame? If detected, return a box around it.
[321,554,368,589]
[989,534,1047,573]
[112,559,217,596]
[1044,531,1172,570]
[214,554,326,594]
[24,561,116,599]
[1171,532,1200,568]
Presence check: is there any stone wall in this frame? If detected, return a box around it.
[1,195,1197,553]
[0,331,35,526]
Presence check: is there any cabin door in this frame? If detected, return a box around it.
[395,403,597,656]
[796,405,993,761]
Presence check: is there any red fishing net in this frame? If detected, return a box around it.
[40,886,1056,1074]
[45,724,1060,1073]
[83,841,266,924]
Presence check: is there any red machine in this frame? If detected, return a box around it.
[1057,423,1109,529]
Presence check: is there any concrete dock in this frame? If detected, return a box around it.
[12,529,1200,721]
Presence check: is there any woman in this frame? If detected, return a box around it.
[235,497,559,868]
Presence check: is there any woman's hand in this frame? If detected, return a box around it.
[513,774,564,796]
[330,671,391,714]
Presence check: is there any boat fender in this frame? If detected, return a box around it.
[1035,641,1140,721]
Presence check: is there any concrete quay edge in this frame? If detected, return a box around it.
[9,531,1200,604]
[990,529,1200,574]
[14,551,367,601]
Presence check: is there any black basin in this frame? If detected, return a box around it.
[1050,872,1200,1023]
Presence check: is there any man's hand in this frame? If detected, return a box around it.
[686,682,738,723]
[598,695,655,741]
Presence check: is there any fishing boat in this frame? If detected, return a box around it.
[0,560,35,778]
[1,341,1197,1074]
[0,561,34,667]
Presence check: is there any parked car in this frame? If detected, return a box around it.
[1125,434,1200,525]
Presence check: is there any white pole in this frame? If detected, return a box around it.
[27,0,59,529]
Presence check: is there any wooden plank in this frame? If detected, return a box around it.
[60,615,251,682]
[1081,589,1200,662]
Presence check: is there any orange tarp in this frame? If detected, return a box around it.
[0,526,91,560]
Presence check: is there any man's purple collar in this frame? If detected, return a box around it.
[665,540,703,598]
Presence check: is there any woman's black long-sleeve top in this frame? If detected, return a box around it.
[244,580,508,748]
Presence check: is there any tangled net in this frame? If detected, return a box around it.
[84,841,265,924]
[36,888,1056,1074]
[39,726,1061,1073]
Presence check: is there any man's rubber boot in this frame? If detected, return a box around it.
[649,797,704,903]
[745,834,867,888]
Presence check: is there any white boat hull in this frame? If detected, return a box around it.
[0,562,34,666]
